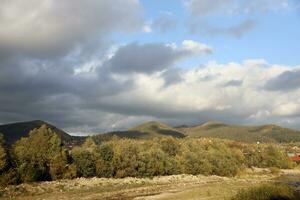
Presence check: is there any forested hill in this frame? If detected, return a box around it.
[1,120,300,145]
[92,121,186,142]
[0,120,74,144]
[178,121,300,143]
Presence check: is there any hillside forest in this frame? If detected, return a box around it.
[0,124,297,186]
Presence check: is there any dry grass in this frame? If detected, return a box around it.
[1,169,296,200]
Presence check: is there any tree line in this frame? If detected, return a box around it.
[0,125,294,186]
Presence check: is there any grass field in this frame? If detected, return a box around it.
[2,168,298,200]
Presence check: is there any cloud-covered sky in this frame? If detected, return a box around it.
[0,0,300,135]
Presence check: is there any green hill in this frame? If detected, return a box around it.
[94,121,186,141]
[2,120,300,145]
[178,121,300,143]
[129,121,185,138]
[0,120,77,144]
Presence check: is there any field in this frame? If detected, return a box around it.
[1,169,299,200]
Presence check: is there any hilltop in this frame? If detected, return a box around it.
[129,121,185,138]
[0,120,79,145]
[1,120,300,144]
[178,121,300,143]
[94,121,185,141]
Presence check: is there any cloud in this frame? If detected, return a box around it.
[186,0,234,17]
[142,24,152,33]
[186,0,290,17]
[1,57,300,134]
[272,102,300,117]
[182,40,213,54]
[103,41,212,74]
[221,79,243,87]
[204,19,257,38]
[0,0,143,59]
[264,69,300,91]
[152,13,178,33]
[185,0,290,37]
[0,40,213,134]
[161,68,183,87]
[1,0,299,134]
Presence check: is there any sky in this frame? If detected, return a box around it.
[0,0,300,135]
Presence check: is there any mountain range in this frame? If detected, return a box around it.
[1,120,300,145]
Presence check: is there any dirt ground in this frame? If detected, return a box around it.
[1,169,299,200]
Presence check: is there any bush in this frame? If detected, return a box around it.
[71,148,96,178]
[0,168,20,186]
[231,184,298,200]
[0,134,9,174]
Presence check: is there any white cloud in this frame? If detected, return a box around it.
[182,40,213,55]
[142,24,152,33]
[272,103,300,117]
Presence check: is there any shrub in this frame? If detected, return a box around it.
[71,148,96,178]
[0,134,9,174]
[0,168,20,186]
[231,184,297,200]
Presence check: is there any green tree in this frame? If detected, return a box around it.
[49,150,70,180]
[71,147,96,178]
[95,143,114,177]
[261,145,293,169]
[13,125,64,182]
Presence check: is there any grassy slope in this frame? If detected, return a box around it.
[129,121,185,138]
[178,121,300,143]
[96,121,186,140]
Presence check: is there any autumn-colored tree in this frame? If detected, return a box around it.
[95,143,114,177]
[71,147,96,178]
[13,125,65,182]
[0,134,8,173]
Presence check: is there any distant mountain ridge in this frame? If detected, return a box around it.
[1,120,300,145]
[94,121,186,141]
[178,121,300,143]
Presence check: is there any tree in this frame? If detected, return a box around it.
[0,134,8,173]
[71,147,96,178]
[158,137,180,157]
[95,143,114,177]
[49,150,70,180]
[13,125,64,182]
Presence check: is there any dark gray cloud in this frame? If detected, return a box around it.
[264,69,300,91]
[104,43,194,74]
[0,39,211,134]
[0,0,145,133]
[161,68,183,87]
[0,0,143,59]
